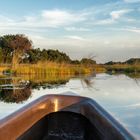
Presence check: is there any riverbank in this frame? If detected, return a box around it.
[0,62,106,75]
[1,63,140,75]
[105,64,140,74]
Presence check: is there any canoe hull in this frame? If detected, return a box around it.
[0,94,135,140]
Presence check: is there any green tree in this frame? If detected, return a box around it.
[25,48,42,63]
[71,60,80,65]
[46,49,71,63]
[0,34,32,68]
[81,58,96,65]
[24,49,71,63]
[0,48,3,63]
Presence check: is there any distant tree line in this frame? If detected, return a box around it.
[105,58,140,65]
[124,58,140,65]
[0,34,96,66]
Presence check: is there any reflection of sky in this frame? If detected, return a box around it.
[0,73,140,138]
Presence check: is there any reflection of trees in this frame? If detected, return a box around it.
[81,72,96,89]
[0,75,70,103]
[126,73,140,86]
[0,87,31,103]
[126,73,140,79]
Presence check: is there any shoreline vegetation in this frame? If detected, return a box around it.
[105,64,140,74]
[0,34,139,76]
[0,63,139,76]
[0,34,106,75]
[0,63,106,75]
[104,58,140,74]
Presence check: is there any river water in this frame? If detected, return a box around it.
[0,73,140,139]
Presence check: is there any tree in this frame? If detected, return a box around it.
[125,58,140,65]
[24,48,42,63]
[46,49,71,63]
[71,60,80,65]
[0,34,32,69]
[24,49,71,64]
[0,38,12,63]
[81,58,96,65]
[0,48,3,63]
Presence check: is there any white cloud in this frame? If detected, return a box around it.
[126,29,140,33]
[95,9,133,25]
[110,9,132,20]
[41,9,86,27]
[110,26,140,34]
[0,6,135,30]
[95,19,115,25]
[121,27,140,33]
[64,27,90,31]
[65,35,86,41]
[0,9,87,30]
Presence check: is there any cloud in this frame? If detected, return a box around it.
[0,9,87,30]
[65,35,86,41]
[0,4,139,63]
[110,9,132,20]
[110,26,140,34]
[0,5,135,31]
[41,9,86,27]
[94,9,133,25]
[95,19,115,25]
[121,27,140,33]
[64,27,90,31]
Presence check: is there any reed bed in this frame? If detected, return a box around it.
[0,64,10,73]
[0,62,110,75]
[13,62,93,75]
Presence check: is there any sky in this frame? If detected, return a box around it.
[0,0,140,63]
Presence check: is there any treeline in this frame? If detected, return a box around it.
[0,34,96,65]
[105,58,140,65]
[0,47,96,65]
[24,49,96,65]
[23,49,71,64]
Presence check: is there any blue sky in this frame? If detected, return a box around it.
[0,0,140,62]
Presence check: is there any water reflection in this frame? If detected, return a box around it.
[0,72,140,104]
[0,87,31,103]
[0,73,140,138]
[108,73,140,86]
[0,74,71,103]
[126,73,140,79]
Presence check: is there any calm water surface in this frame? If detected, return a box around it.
[0,73,140,139]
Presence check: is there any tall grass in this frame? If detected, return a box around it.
[13,61,93,75]
[0,64,9,73]
[0,62,109,75]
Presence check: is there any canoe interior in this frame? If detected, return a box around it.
[18,111,101,140]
